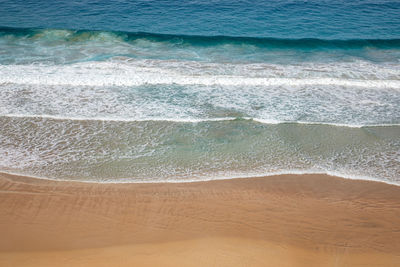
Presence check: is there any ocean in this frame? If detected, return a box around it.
[0,0,399,183]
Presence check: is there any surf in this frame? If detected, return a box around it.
[0,26,399,185]
[0,116,398,183]
[1,27,400,65]
[1,26,400,49]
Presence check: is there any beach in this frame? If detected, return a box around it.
[1,1,400,266]
[1,172,399,266]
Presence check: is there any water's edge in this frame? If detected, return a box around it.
[1,169,398,187]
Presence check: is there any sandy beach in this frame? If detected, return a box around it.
[0,172,399,266]
[1,1,400,266]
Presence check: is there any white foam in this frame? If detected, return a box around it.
[0,113,235,123]
[1,59,399,126]
[2,113,399,128]
[1,61,399,89]
[253,118,400,128]
[1,113,398,186]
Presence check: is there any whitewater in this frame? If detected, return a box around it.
[0,27,399,184]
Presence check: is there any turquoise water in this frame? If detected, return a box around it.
[0,1,399,183]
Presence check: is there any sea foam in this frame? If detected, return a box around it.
[0,27,399,185]
[1,61,399,88]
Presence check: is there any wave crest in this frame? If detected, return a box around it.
[1,26,400,49]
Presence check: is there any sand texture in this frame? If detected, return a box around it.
[1,173,400,266]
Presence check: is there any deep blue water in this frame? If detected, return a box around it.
[0,0,399,39]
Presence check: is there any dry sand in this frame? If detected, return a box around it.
[0,172,399,266]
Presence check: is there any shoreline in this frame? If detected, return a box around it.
[0,170,398,187]
[1,172,400,266]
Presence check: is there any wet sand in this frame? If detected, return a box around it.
[0,172,399,266]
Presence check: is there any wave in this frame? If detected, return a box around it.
[2,26,399,65]
[1,61,399,89]
[1,114,398,184]
[2,114,399,128]
[1,26,400,49]
[1,68,399,126]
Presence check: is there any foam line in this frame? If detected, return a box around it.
[2,114,399,128]
[1,73,399,89]
[1,62,400,89]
